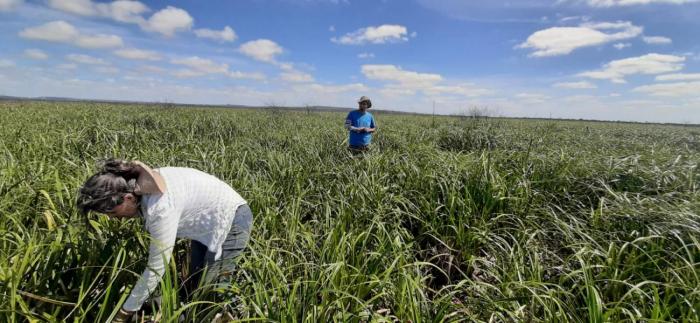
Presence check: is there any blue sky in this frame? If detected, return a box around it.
[0,0,699,123]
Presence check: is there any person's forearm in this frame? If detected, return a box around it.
[112,308,134,322]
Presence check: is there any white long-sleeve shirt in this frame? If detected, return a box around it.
[122,167,247,312]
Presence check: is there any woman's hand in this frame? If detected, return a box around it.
[112,308,134,322]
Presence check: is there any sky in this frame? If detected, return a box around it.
[0,0,699,123]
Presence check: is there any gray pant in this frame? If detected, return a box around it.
[187,204,253,297]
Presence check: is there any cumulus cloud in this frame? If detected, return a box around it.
[332,25,409,45]
[74,34,124,49]
[169,56,265,81]
[516,93,551,103]
[67,53,109,65]
[24,49,49,60]
[19,21,79,43]
[0,59,15,68]
[171,56,228,76]
[613,43,631,49]
[114,48,161,61]
[553,81,598,89]
[239,39,283,63]
[94,66,120,74]
[655,73,700,81]
[194,26,237,42]
[300,83,368,94]
[423,84,494,97]
[361,64,442,87]
[578,53,685,83]
[633,81,700,96]
[144,6,193,37]
[47,1,195,37]
[47,0,149,24]
[0,0,23,11]
[358,52,375,59]
[108,0,150,24]
[581,0,698,7]
[57,63,77,69]
[228,71,266,81]
[19,21,123,49]
[642,36,672,44]
[517,21,642,57]
[362,64,492,98]
[280,71,314,83]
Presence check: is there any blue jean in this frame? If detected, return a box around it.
[187,204,253,298]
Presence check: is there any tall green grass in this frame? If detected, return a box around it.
[0,101,698,322]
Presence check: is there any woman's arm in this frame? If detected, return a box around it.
[133,161,167,194]
[121,208,178,312]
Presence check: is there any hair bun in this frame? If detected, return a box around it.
[100,159,140,180]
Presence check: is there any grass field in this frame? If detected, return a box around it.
[0,101,698,322]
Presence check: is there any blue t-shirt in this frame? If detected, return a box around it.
[345,110,376,147]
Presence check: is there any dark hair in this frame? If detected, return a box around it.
[77,159,141,214]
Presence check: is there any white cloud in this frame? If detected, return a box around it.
[300,83,368,94]
[19,21,123,49]
[194,26,237,42]
[141,65,166,74]
[19,21,79,43]
[280,71,314,83]
[108,0,150,24]
[332,24,409,45]
[361,64,442,87]
[553,81,598,89]
[0,0,22,11]
[170,56,266,80]
[516,93,550,103]
[517,21,642,57]
[424,83,494,97]
[171,56,228,75]
[24,49,49,60]
[633,81,700,96]
[228,71,266,81]
[0,59,15,68]
[655,73,700,81]
[47,0,149,24]
[171,69,205,78]
[361,64,492,99]
[114,48,161,61]
[57,63,77,69]
[95,66,120,74]
[67,53,109,65]
[582,0,699,7]
[613,43,631,49]
[46,0,195,37]
[144,6,193,37]
[74,34,123,49]
[642,36,672,44]
[358,52,375,59]
[47,0,95,15]
[578,53,685,83]
[239,39,283,63]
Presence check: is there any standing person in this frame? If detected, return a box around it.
[344,96,377,152]
[76,159,253,322]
